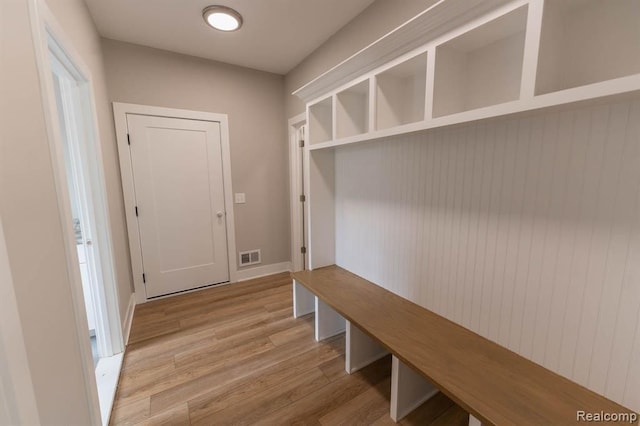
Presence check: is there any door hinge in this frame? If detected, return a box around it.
[299,139,305,148]
[300,246,307,254]
[127,134,131,145]
[142,273,146,284]
[135,206,139,217]
[299,194,306,202]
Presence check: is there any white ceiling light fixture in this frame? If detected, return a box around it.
[203,5,243,32]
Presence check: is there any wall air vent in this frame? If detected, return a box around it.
[239,249,261,266]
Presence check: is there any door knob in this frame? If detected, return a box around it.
[86,240,93,246]
[216,211,224,218]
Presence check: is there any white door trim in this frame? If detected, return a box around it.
[113,103,238,303]
[29,0,122,423]
[288,113,306,272]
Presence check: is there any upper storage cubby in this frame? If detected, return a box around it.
[433,6,527,117]
[536,0,640,95]
[309,96,333,145]
[375,52,428,130]
[336,80,369,139]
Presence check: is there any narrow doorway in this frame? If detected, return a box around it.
[47,36,122,424]
[289,115,307,272]
[299,123,307,270]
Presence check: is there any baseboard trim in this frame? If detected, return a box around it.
[236,261,291,282]
[123,293,136,346]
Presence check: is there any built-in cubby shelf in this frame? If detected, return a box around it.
[297,0,640,418]
[536,0,640,95]
[376,53,427,130]
[433,5,527,117]
[308,97,333,145]
[298,0,640,151]
[336,80,369,138]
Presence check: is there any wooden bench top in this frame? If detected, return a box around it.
[292,265,639,426]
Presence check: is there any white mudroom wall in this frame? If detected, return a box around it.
[335,97,640,411]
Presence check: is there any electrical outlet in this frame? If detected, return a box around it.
[234,193,246,204]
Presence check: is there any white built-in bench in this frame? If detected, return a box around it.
[292,265,639,425]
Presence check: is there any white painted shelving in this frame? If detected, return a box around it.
[536,0,640,95]
[300,0,640,151]
[376,52,428,130]
[432,5,527,117]
[308,96,333,145]
[336,80,370,138]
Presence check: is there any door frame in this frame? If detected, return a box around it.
[113,103,238,303]
[29,0,122,423]
[288,113,306,272]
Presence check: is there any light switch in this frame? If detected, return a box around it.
[235,193,246,204]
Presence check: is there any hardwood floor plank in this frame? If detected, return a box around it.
[122,325,217,371]
[135,403,190,426]
[430,404,470,426]
[268,316,314,346]
[187,339,342,423]
[148,333,318,415]
[253,356,392,425]
[110,273,468,425]
[400,392,458,425]
[116,359,176,400]
[191,368,329,426]
[318,353,350,382]
[128,318,181,345]
[318,376,392,425]
[173,336,274,370]
[110,395,151,425]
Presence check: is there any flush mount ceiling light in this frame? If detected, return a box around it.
[203,5,243,32]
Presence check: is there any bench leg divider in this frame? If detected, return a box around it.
[293,280,315,318]
[390,355,438,422]
[314,297,345,341]
[469,414,483,426]
[345,321,389,374]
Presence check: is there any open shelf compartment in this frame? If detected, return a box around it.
[336,80,370,139]
[309,96,333,145]
[536,0,640,95]
[433,5,528,118]
[375,52,428,130]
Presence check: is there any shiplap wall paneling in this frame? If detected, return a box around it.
[306,149,335,269]
[335,97,640,412]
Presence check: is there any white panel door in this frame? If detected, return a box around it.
[127,114,229,298]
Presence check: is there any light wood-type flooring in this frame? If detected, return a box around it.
[110,272,467,425]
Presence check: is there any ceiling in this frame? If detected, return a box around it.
[84,0,376,75]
